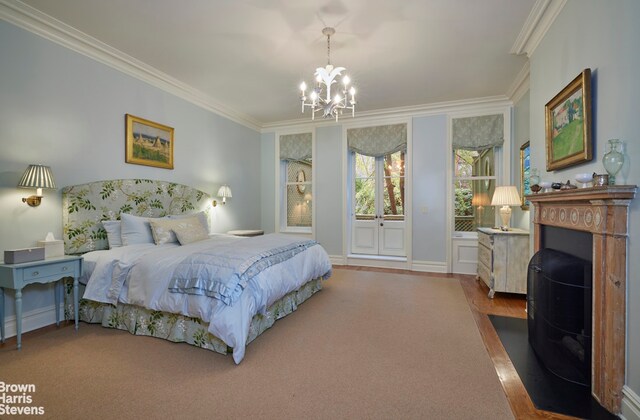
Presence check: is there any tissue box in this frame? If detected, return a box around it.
[4,247,45,264]
[37,240,65,259]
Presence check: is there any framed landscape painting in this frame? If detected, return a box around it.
[545,69,592,171]
[125,114,174,169]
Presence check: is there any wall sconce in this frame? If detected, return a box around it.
[18,164,56,207]
[213,184,232,207]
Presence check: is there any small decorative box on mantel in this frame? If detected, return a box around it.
[3,247,45,264]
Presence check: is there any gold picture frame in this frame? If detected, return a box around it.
[545,68,592,171]
[125,114,174,169]
[520,141,530,210]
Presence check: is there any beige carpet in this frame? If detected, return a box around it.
[0,268,513,419]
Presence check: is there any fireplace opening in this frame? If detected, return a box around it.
[527,247,593,387]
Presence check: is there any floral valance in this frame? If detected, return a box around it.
[347,124,407,157]
[452,114,504,151]
[279,133,312,161]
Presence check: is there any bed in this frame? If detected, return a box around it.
[61,179,331,363]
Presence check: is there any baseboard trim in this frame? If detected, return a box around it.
[621,386,640,420]
[1,304,61,339]
[328,255,345,266]
[411,260,447,273]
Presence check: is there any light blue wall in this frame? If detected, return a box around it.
[0,21,261,319]
[511,91,530,231]
[530,0,640,410]
[315,125,344,255]
[260,132,276,233]
[412,115,448,262]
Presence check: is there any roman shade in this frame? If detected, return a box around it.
[279,133,312,161]
[452,114,504,150]
[347,123,407,157]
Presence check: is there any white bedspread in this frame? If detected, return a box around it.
[81,234,332,363]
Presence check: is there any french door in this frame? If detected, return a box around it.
[351,150,406,256]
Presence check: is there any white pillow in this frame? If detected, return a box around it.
[101,220,122,249]
[168,211,210,233]
[172,217,209,245]
[120,213,155,245]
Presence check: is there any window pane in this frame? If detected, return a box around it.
[287,161,312,183]
[454,150,479,178]
[454,179,495,232]
[355,178,375,218]
[383,176,404,218]
[355,154,375,178]
[383,151,405,177]
[286,184,312,227]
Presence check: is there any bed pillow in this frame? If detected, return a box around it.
[168,211,210,233]
[172,217,209,245]
[120,213,155,245]
[101,220,122,249]
[148,218,180,245]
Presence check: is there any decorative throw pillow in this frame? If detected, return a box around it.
[148,218,180,245]
[167,211,210,234]
[172,217,209,245]
[101,220,122,249]
[120,213,155,246]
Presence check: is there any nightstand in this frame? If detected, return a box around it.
[0,255,83,349]
[227,230,264,237]
[477,227,529,298]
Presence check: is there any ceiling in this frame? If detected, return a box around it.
[19,0,535,127]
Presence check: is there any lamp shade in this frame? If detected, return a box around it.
[491,186,520,206]
[471,192,490,207]
[217,185,232,198]
[18,164,56,189]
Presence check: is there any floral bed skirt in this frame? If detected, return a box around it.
[63,278,323,355]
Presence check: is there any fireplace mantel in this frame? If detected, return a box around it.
[527,185,637,414]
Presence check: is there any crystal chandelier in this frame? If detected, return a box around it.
[299,27,356,121]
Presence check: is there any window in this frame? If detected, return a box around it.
[279,132,312,233]
[283,160,312,228]
[453,148,496,232]
[451,113,504,233]
[354,150,405,221]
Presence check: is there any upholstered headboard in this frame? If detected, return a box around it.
[62,179,212,254]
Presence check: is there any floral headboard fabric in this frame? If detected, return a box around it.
[62,179,212,254]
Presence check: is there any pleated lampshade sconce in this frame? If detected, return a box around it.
[213,185,232,207]
[18,164,56,207]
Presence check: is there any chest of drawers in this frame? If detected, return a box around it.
[477,227,529,298]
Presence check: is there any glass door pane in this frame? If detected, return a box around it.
[354,153,376,220]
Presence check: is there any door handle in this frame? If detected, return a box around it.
[380,223,384,226]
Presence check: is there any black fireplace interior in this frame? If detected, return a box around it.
[527,225,593,387]
[527,247,592,386]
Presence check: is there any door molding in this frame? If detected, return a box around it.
[342,117,412,266]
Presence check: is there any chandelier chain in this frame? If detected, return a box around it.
[326,32,331,66]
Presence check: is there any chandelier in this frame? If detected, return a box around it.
[299,27,356,121]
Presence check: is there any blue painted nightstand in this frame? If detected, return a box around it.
[0,255,83,349]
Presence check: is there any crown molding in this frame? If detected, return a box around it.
[507,62,530,104]
[0,0,262,131]
[510,0,567,57]
[261,95,513,132]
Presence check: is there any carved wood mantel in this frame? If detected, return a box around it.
[527,185,637,414]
